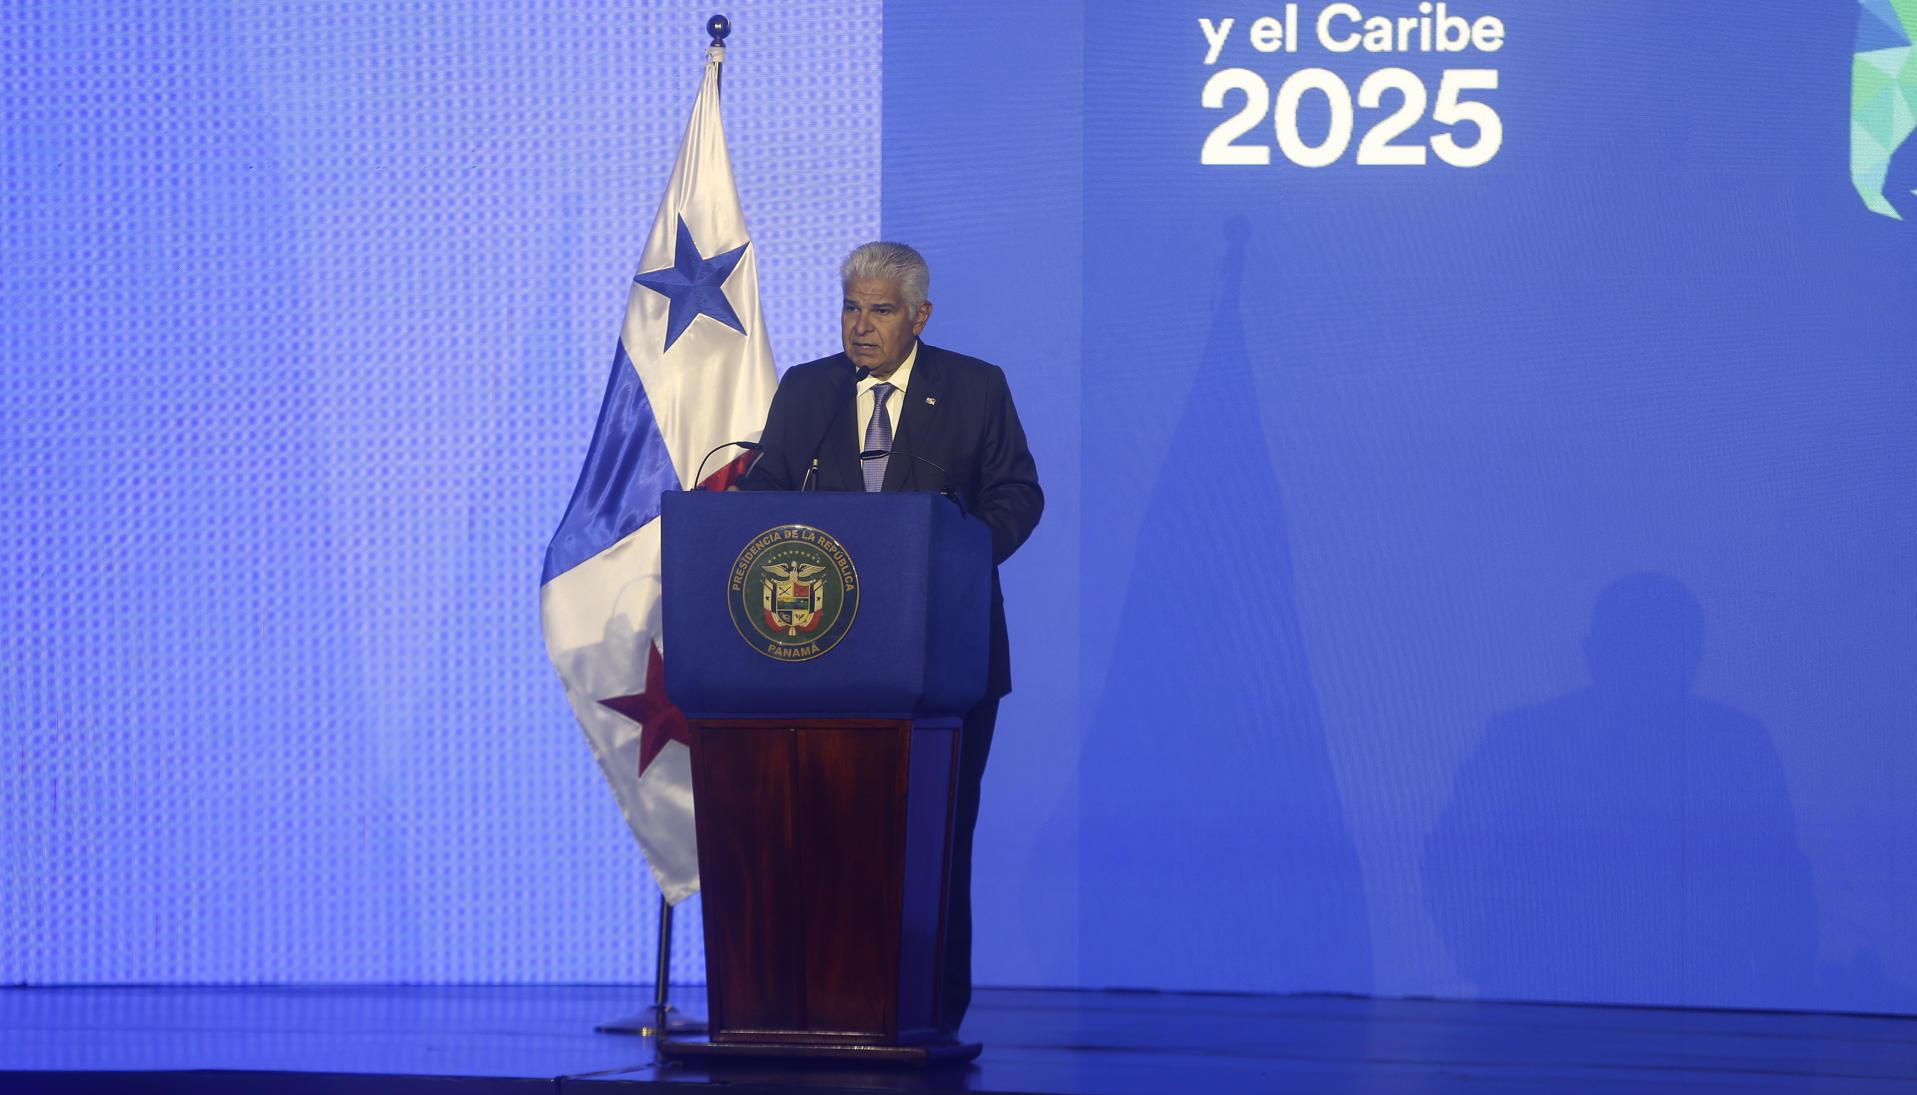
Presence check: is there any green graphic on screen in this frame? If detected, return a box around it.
[1854,0,1917,218]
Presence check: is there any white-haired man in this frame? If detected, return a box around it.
[739,241,1043,1031]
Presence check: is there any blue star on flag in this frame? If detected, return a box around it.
[633,216,749,352]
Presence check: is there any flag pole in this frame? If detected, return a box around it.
[592,16,732,1038]
[652,894,674,1016]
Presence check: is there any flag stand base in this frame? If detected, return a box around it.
[596,896,706,1036]
[596,1003,707,1037]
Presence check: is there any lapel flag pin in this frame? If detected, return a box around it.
[925,397,937,405]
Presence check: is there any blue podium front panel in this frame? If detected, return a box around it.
[661,491,990,719]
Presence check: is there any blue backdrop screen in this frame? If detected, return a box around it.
[888,1,1916,1013]
[5,0,1915,1015]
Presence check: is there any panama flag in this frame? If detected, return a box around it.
[540,42,775,904]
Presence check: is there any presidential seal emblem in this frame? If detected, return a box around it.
[728,524,860,662]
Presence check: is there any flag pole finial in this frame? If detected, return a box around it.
[707,14,730,46]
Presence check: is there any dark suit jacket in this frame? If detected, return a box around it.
[738,342,1043,696]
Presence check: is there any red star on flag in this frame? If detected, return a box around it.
[599,642,691,777]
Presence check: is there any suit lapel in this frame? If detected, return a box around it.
[884,342,942,491]
[820,355,864,491]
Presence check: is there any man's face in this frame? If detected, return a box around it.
[842,277,930,377]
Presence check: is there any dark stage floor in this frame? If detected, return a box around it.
[3,984,1914,1093]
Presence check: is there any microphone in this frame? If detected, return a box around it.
[801,363,873,491]
[691,440,761,490]
[858,448,947,484]
[858,447,968,517]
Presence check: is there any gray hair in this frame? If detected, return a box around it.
[841,241,930,309]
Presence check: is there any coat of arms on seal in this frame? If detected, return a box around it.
[727,524,860,661]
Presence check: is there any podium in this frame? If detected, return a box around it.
[656,491,991,1065]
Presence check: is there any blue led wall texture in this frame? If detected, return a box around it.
[6,0,1915,1016]
[2,1,879,982]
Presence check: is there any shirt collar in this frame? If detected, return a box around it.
[857,341,917,398]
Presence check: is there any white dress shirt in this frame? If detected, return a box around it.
[853,340,918,455]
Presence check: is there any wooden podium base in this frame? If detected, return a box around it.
[690,718,965,1050]
[657,1033,982,1067]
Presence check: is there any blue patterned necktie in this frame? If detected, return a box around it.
[862,382,895,492]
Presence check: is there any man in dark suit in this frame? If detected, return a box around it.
[739,241,1042,1031]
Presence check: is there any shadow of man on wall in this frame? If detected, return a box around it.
[1422,573,1817,1008]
